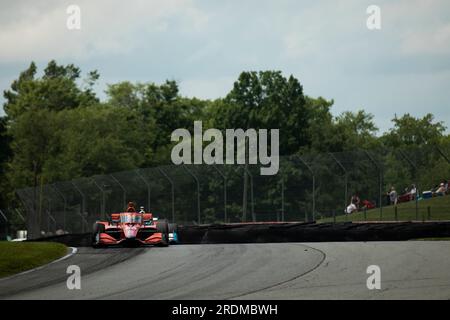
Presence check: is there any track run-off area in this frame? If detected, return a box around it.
[1,242,450,299]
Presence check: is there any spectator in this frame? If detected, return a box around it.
[435,183,446,196]
[350,194,361,209]
[345,203,357,214]
[410,184,417,200]
[389,186,398,205]
[385,191,391,206]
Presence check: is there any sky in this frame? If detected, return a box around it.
[0,0,449,134]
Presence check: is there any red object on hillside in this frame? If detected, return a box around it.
[361,200,376,210]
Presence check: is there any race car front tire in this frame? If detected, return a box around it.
[156,219,170,247]
[92,222,106,248]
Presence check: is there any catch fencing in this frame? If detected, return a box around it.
[7,144,450,239]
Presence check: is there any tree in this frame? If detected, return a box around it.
[0,116,11,210]
[304,98,379,153]
[44,105,148,180]
[334,110,379,150]
[4,61,102,187]
[382,113,446,147]
[213,71,309,155]
[304,96,334,152]
[106,80,206,166]
[3,60,99,120]
[3,61,101,238]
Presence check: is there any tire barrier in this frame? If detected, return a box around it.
[29,221,450,246]
[177,221,450,244]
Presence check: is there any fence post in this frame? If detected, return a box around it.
[14,208,26,223]
[46,204,56,234]
[183,165,201,225]
[243,165,255,222]
[91,178,106,220]
[135,169,152,212]
[297,155,315,222]
[110,174,127,210]
[51,184,67,231]
[71,181,86,214]
[333,210,336,224]
[394,206,398,221]
[435,145,450,164]
[427,206,431,221]
[281,177,285,222]
[71,181,87,233]
[364,150,383,221]
[158,167,175,223]
[398,149,419,222]
[329,153,348,211]
[0,209,8,239]
[364,207,367,221]
[212,165,227,223]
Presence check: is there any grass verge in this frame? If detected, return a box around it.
[0,242,67,278]
[319,194,450,223]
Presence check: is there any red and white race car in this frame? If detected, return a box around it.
[92,210,170,247]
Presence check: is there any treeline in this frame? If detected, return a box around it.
[0,60,449,212]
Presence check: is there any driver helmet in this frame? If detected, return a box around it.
[126,202,136,212]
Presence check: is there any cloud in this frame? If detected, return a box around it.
[281,0,450,72]
[0,0,209,62]
[400,23,450,55]
[1,0,449,132]
[179,76,236,100]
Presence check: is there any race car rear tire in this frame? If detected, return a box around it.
[168,223,178,234]
[92,222,105,248]
[169,223,178,243]
[156,219,170,247]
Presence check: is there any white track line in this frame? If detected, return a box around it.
[0,247,78,282]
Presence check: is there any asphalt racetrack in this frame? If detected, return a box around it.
[1,242,450,299]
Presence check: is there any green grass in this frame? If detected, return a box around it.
[319,195,450,223]
[0,242,67,278]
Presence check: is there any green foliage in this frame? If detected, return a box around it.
[3,60,99,119]
[0,242,67,278]
[320,192,450,223]
[334,110,379,149]
[0,117,11,209]
[382,113,446,147]
[44,104,148,181]
[106,81,206,166]
[211,71,309,155]
[0,62,449,227]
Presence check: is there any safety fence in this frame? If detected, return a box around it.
[4,144,450,239]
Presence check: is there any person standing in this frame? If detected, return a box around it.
[410,184,417,201]
[350,194,361,210]
[389,186,398,205]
